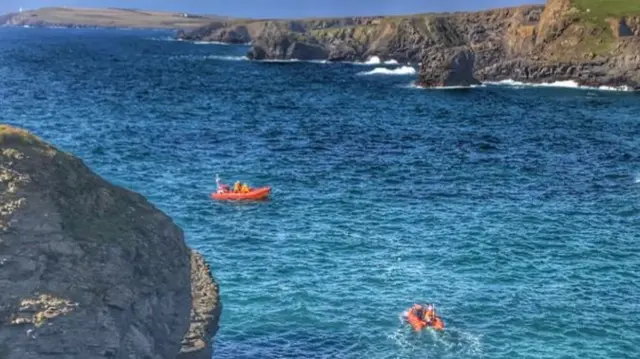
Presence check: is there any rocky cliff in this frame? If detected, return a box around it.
[181,0,640,89]
[472,0,640,89]
[178,6,544,64]
[0,124,220,359]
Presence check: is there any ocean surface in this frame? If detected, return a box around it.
[1,27,639,359]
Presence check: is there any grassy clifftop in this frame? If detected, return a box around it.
[534,0,640,60]
[2,7,224,29]
[572,0,640,20]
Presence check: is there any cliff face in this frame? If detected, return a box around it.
[473,0,640,88]
[176,17,382,44]
[179,6,544,64]
[0,124,220,359]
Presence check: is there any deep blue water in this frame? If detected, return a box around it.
[1,27,640,359]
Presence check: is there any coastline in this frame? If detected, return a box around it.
[0,7,224,30]
[174,0,640,90]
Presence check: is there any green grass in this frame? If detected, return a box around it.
[572,0,640,21]
[555,0,640,56]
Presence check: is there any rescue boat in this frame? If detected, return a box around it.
[406,305,445,331]
[211,186,271,201]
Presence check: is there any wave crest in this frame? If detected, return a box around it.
[356,56,400,65]
[485,79,634,92]
[358,66,416,76]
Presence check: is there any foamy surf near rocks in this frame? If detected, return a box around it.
[0,124,220,359]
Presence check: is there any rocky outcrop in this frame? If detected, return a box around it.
[180,6,544,64]
[178,252,221,359]
[176,17,383,43]
[177,22,252,43]
[245,22,329,60]
[0,124,220,359]
[472,0,640,89]
[418,46,480,87]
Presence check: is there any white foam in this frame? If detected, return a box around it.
[206,55,249,61]
[403,82,485,90]
[170,55,249,61]
[193,41,230,45]
[485,79,634,92]
[404,82,425,89]
[258,58,329,64]
[351,56,401,66]
[431,84,486,90]
[358,66,417,76]
[364,56,382,65]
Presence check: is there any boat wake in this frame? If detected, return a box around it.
[387,313,484,359]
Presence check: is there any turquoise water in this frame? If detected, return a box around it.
[1,27,640,359]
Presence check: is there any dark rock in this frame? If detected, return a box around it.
[246,27,328,60]
[178,252,221,359]
[0,125,220,359]
[418,46,481,87]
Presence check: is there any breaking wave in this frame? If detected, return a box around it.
[358,66,416,76]
[403,82,485,90]
[355,56,401,65]
[484,79,634,92]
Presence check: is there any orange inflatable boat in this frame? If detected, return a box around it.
[211,186,271,201]
[406,305,445,332]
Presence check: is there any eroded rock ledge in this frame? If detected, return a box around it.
[0,124,220,359]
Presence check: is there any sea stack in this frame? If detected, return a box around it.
[0,124,220,359]
[417,46,481,88]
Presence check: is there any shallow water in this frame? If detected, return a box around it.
[1,27,640,359]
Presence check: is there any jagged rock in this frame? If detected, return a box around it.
[178,22,251,44]
[178,253,221,359]
[0,125,220,359]
[535,0,572,45]
[246,26,328,60]
[418,46,480,87]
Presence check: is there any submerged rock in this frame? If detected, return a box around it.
[0,124,220,359]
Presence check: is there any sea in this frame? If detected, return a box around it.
[1,27,639,359]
